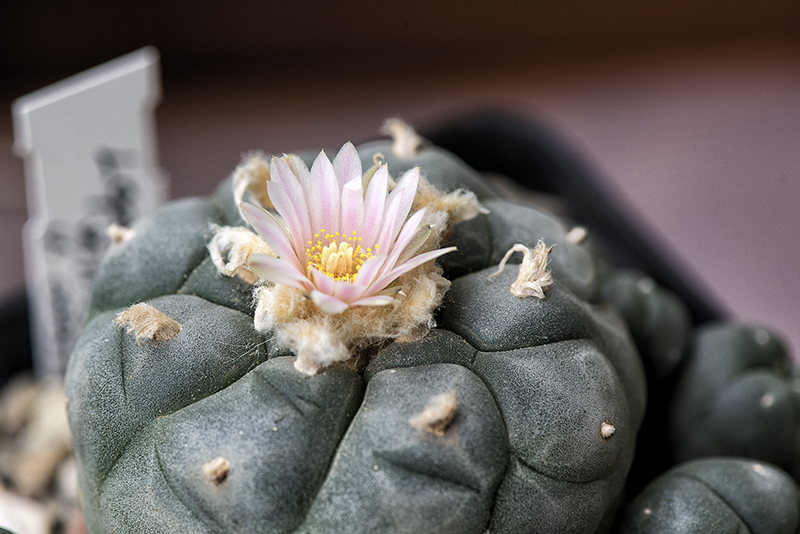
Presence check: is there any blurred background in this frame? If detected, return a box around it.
[2,0,800,357]
[0,2,799,531]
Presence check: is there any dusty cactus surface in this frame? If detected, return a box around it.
[670,323,800,482]
[599,270,692,495]
[616,457,800,533]
[66,134,646,534]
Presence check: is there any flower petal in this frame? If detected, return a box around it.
[310,267,336,296]
[333,281,370,303]
[382,207,427,274]
[309,290,349,314]
[369,246,456,292]
[284,154,313,197]
[340,176,364,238]
[310,150,341,233]
[268,158,312,251]
[249,253,311,291]
[396,223,433,266]
[332,142,362,185]
[350,295,395,307]
[240,203,304,272]
[375,167,419,252]
[361,164,388,246]
[377,285,403,296]
[353,254,387,288]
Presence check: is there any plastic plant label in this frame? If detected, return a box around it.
[12,47,167,377]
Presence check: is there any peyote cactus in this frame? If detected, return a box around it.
[599,270,692,495]
[615,457,800,533]
[670,323,800,482]
[66,122,646,533]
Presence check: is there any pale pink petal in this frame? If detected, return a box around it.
[270,156,310,214]
[310,150,341,233]
[352,255,387,288]
[377,285,403,296]
[350,295,395,307]
[332,142,362,185]
[265,184,307,256]
[310,267,336,296]
[369,246,456,293]
[249,254,312,292]
[309,290,349,314]
[240,203,304,272]
[361,164,388,246]
[267,160,312,250]
[396,223,434,266]
[382,208,427,274]
[333,281,370,303]
[375,167,419,252]
[284,154,313,197]
[340,176,364,237]
[268,154,295,186]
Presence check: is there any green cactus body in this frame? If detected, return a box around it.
[670,323,800,482]
[600,270,692,494]
[616,458,800,533]
[66,139,646,533]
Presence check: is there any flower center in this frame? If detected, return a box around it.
[306,230,377,283]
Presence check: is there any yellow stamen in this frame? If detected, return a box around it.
[306,229,374,283]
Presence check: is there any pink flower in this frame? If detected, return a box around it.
[241,142,455,314]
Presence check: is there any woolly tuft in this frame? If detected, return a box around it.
[414,173,489,229]
[106,223,135,245]
[114,303,182,344]
[381,118,424,159]
[208,224,274,284]
[600,422,616,439]
[233,153,272,217]
[202,457,230,484]
[490,241,555,299]
[566,226,588,244]
[409,391,458,436]
[277,319,351,375]
[252,261,450,375]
